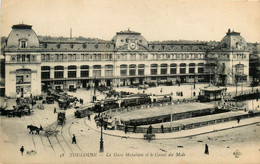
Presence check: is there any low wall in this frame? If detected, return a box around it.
[113,112,260,134]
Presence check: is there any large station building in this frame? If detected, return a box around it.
[3,24,249,98]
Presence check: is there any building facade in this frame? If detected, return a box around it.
[3,24,250,98]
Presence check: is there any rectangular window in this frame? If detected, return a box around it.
[46,54,50,60]
[93,70,101,77]
[80,71,89,77]
[170,68,176,74]
[41,54,45,61]
[21,41,26,48]
[41,72,50,79]
[198,68,204,73]
[17,55,21,62]
[129,70,136,76]
[151,69,157,75]
[161,69,167,75]
[105,70,113,77]
[180,68,186,74]
[54,72,64,78]
[120,70,127,76]
[138,69,144,75]
[68,71,76,78]
[16,76,24,84]
[189,68,195,73]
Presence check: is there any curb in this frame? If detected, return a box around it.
[84,118,260,140]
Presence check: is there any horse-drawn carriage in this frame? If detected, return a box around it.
[57,112,66,125]
[1,105,33,117]
[27,125,43,135]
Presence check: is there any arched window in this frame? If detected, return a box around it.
[68,65,77,70]
[170,63,177,74]
[41,66,50,79]
[189,63,195,74]
[81,65,89,77]
[54,66,64,78]
[105,65,113,77]
[198,63,205,73]
[16,69,31,84]
[180,63,186,74]
[41,66,50,71]
[68,65,77,78]
[160,64,167,75]
[150,64,158,75]
[129,64,136,76]
[120,64,127,76]
[138,64,145,75]
[93,65,101,77]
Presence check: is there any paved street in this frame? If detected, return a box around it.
[0,84,260,164]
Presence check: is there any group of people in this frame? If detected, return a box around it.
[79,98,84,105]
[176,91,184,97]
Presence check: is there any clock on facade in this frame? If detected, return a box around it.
[129,42,136,50]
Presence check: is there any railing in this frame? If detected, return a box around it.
[102,98,198,116]
[111,112,260,134]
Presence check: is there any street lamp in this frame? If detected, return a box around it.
[99,117,104,152]
[193,70,196,89]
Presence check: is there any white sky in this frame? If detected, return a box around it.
[1,0,260,42]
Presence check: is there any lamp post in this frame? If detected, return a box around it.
[193,70,196,89]
[99,116,104,152]
[30,93,33,110]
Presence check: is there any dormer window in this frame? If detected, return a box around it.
[20,40,27,48]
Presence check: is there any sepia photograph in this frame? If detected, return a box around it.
[0,0,260,163]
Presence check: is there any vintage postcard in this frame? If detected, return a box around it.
[0,0,260,163]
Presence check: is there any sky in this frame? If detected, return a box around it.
[1,0,260,42]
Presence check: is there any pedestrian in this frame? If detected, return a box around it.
[54,107,56,114]
[193,91,196,97]
[125,125,128,134]
[133,124,137,133]
[160,88,163,93]
[161,124,164,133]
[104,122,107,130]
[237,117,240,124]
[88,114,91,120]
[72,134,77,144]
[20,146,24,156]
[204,144,209,155]
[148,125,153,134]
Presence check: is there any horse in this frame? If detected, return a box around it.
[27,125,43,135]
